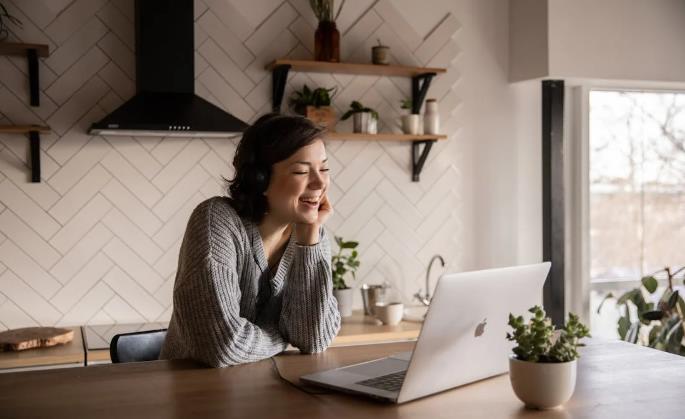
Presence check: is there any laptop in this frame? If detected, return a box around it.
[300,262,551,403]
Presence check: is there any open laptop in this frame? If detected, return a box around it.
[301,262,551,403]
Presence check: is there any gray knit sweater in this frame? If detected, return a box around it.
[159,196,341,367]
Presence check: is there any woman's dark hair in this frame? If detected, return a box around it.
[227,113,325,223]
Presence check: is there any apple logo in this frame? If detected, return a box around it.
[474,318,487,337]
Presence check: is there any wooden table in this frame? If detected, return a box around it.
[0,327,84,371]
[1,338,683,418]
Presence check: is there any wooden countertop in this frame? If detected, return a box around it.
[0,312,421,368]
[86,310,422,363]
[1,339,684,418]
[0,327,84,370]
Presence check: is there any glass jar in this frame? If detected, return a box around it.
[315,20,340,62]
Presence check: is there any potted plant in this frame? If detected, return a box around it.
[506,306,590,409]
[598,266,685,355]
[0,3,22,41]
[289,84,337,130]
[400,98,420,135]
[341,101,378,134]
[309,0,345,62]
[332,236,360,317]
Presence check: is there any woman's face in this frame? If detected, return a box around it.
[264,139,330,225]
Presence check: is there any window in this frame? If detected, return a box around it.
[588,90,685,338]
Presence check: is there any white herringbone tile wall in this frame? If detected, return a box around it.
[0,0,463,329]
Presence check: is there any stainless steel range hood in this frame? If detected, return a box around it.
[89,0,248,137]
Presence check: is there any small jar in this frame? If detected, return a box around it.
[423,99,440,135]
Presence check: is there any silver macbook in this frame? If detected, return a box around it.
[300,262,551,403]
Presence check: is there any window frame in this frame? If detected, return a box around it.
[568,83,685,324]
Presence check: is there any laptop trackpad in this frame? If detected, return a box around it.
[341,357,408,378]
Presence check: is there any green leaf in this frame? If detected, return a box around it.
[617,289,638,305]
[597,292,614,314]
[626,321,640,344]
[668,290,679,309]
[648,326,659,346]
[341,241,358,249]
[618,316,630,340]
[641,276,658,294]
[642,310,665,321]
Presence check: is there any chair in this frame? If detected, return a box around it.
[109,329,167,363]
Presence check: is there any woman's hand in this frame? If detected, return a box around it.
[295,194,333,245]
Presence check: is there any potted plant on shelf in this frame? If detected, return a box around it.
[341,101,378,134]
[400,98,420,135]
[598,266,685,356]
[289,84,337,131]
[332,236,360,317]
[0,3,22,41]
[309,0,345,62]
[507,306,590,409]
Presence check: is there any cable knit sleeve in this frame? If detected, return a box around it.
[160,199,288,367]
[279,227,341,353]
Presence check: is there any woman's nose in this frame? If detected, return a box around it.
[309,170,325,190]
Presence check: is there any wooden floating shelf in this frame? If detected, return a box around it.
[326,132,447,141]
[267,59,448,181]
[0,125,51,134]
[266,59,447,78]
[0,42,50,57]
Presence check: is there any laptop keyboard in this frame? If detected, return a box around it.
[356,370,406,392]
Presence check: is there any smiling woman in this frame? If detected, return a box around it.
[159,114,341,367]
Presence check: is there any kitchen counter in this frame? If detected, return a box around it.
[0,327,84,372]
[0,310,422,369]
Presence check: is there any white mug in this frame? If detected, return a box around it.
[374,302,404,325]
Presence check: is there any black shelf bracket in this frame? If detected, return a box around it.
[272,64,291,113]
[412,140,436,182]
[29,130,41,182]
[411,72,435,114]
[27,48,40,107]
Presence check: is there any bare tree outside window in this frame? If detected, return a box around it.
[589,90,685,338]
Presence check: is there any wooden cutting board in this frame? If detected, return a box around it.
[0,327,74,351]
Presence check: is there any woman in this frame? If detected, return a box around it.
[159,113,341,367]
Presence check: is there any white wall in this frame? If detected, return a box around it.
[510,0,685,83]
[0,0,542,328]
[549,0,685,83]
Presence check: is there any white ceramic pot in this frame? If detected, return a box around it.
[401,114,420,135]
[509,356,577,409]
[333,288,354,317]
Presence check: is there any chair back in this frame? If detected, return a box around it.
[110,329,167,363]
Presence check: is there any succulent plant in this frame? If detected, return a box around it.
[506,306,590,363]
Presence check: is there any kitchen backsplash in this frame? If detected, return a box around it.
[0,0,462,328]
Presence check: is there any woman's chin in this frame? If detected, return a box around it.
[294,210,318,224]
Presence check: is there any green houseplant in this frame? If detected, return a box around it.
[331,236,359,317]
[341,101,378,134]
[506,306,590,409]
[598,266,685,356]
[289,84,337,130]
